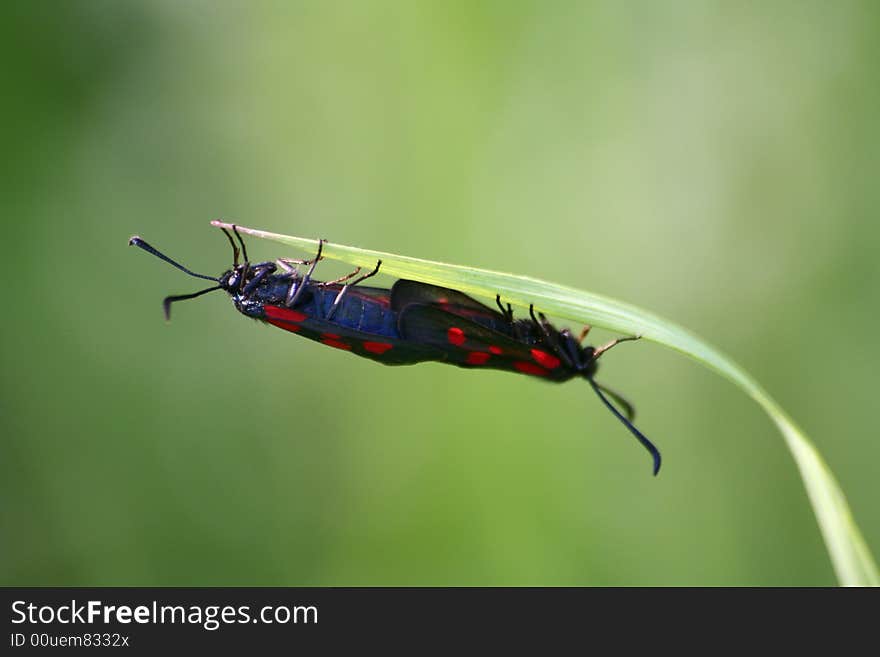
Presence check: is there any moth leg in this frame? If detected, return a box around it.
[327,260,382,320]
[276,259,298,275]
[220,227,240,266]
[495,295,514,323]
[316,267,363,287]
[242,263,276,296]
[542,315,580,369]
[536,310,558,342]
[529,305,551,340]
[232,225,250,291]
[592,334,641,360]
[559,329,583,369]
[286,239,325,307]
[277,258,314,275]
[277,247,324,270]
[529,306,575,369]
[579,325,592,343]
[231,225,250,262]
[285,282,299,307]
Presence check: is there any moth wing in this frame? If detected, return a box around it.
[398,304,572,380]
[391,279,520,334]
[390,280,497,314]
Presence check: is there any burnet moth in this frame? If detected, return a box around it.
[130,227,661,474]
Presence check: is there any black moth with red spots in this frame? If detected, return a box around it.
[130,227,661,475]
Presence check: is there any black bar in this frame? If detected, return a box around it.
[0,587,862,652]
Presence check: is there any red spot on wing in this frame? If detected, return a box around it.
[530,349,561,370]
[489,345,503,355]
[322,338,352,351]
[466,351,491,365]
[436,297,448,304]
[267,319,301,333]
[447,327,466,346]
[322,333,341,340]
[514,361,550,377]
[264,306,307,323]
[363,341,393,354]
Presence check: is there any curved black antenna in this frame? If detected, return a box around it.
[589,378,661,476]
[593,382,636,422]
[163,286,222,320]
[129,236,219,283]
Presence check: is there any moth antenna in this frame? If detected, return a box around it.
[129,236,219,282]
[589,379,661,476]
[162,286,223,320]
[593,382,636,421]
[220,228,240,266]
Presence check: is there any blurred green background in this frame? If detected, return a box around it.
[2,1,878,586]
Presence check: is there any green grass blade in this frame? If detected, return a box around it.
[212,221,879,586]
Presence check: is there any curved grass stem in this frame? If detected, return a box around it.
[211,220,879,586]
